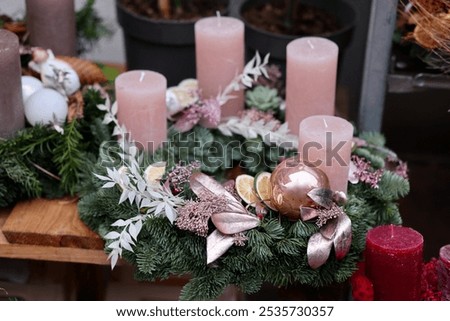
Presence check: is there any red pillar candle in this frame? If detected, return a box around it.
[365,225,423,300]
[26,0,76,56]
[438,245,450,300]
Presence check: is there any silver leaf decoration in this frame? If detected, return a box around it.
[333,213,352,260]
[190,172,235,202]
[190,172,261,264]
[206,230,235,264]
[307,232,333,269]
[300,206,318,221]
[333,191,348,206]
[307,188,334,209]
[320,217,338,240]
[212,212,260,235]
[190,172,242,213]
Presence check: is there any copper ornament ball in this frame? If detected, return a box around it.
[270,157,330,220]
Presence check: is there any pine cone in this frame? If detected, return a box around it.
[3,21,27,38]
[56,56,107,85]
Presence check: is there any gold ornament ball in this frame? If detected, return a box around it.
[270,157,330,220]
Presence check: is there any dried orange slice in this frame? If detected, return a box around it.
[254,171,277,210]
[235,174,259,207]
[144,162,166,184]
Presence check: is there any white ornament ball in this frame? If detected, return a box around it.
[21,76,44,102]
[40,59,80,96]
[24,88,68,126]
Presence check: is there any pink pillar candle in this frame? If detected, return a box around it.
[26,0,76,56]
[438,245,450,300]
[286,37,338,135]
[115,70,167,152]
[195,16,244,118]
[365,225,423,301]
[0,30,25,138]
[298,115,353,193]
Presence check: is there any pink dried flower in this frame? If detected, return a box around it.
[198,98,221,128]
[394,160,409,180]
[166,161,201,192]
[385,155,408,180]
[233,232,248,246]
[240,108,281,131]
[175,192,228,237]
[173,97,222,132]
[316,204,342,228]
[173,103,203,132]
[349,155,384,189]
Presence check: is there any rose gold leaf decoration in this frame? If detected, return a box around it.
[307,188,334,209]
[333,213,352,260]
[206,230,235,264]
[300,206,319,221]
[211,212,260,235]
[319,217,338,240]
[307,232,333,269]
[190,172,242,213]
[333,191,348,205]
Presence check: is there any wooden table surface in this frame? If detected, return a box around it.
[0,198,109,265]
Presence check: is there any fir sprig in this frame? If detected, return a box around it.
[0,88,110,207]
[79,129,410,300]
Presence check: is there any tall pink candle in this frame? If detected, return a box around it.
[438,244,450,300]
[26,0,76,56]
[195,16,244,118]
[286,37,338,135]
[365,225,423,301]
[115,70,167,152]
[298,115,353,193]
[0,30,25,138]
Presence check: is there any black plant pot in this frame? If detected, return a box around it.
[116,1,229,86]
[239,0,356,75]
[116,2,197,86]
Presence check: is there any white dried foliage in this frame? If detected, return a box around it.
[218,114,298,149]
[96,98,184,269]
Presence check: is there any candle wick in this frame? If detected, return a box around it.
[139,72,145,82]
[323,118,328,128]
[307,39,315,50]
[216,10,221,27]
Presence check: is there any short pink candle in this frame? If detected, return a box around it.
[438,244,450,300]
[115,70,167,152]
[0,30,25,138]
[195,16,244,118]
[298,115,353,193]
[365,225,423,301]
[26,0,76,56]
[286,37,338,135]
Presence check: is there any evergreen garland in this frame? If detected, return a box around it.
[0,62,410,300]
[78,127,410,300]
[0,89,110,207]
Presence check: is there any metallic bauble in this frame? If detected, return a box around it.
[270,157,330,220]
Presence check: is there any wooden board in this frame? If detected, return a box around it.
[2,198,103,250]
[0,206,109,265]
